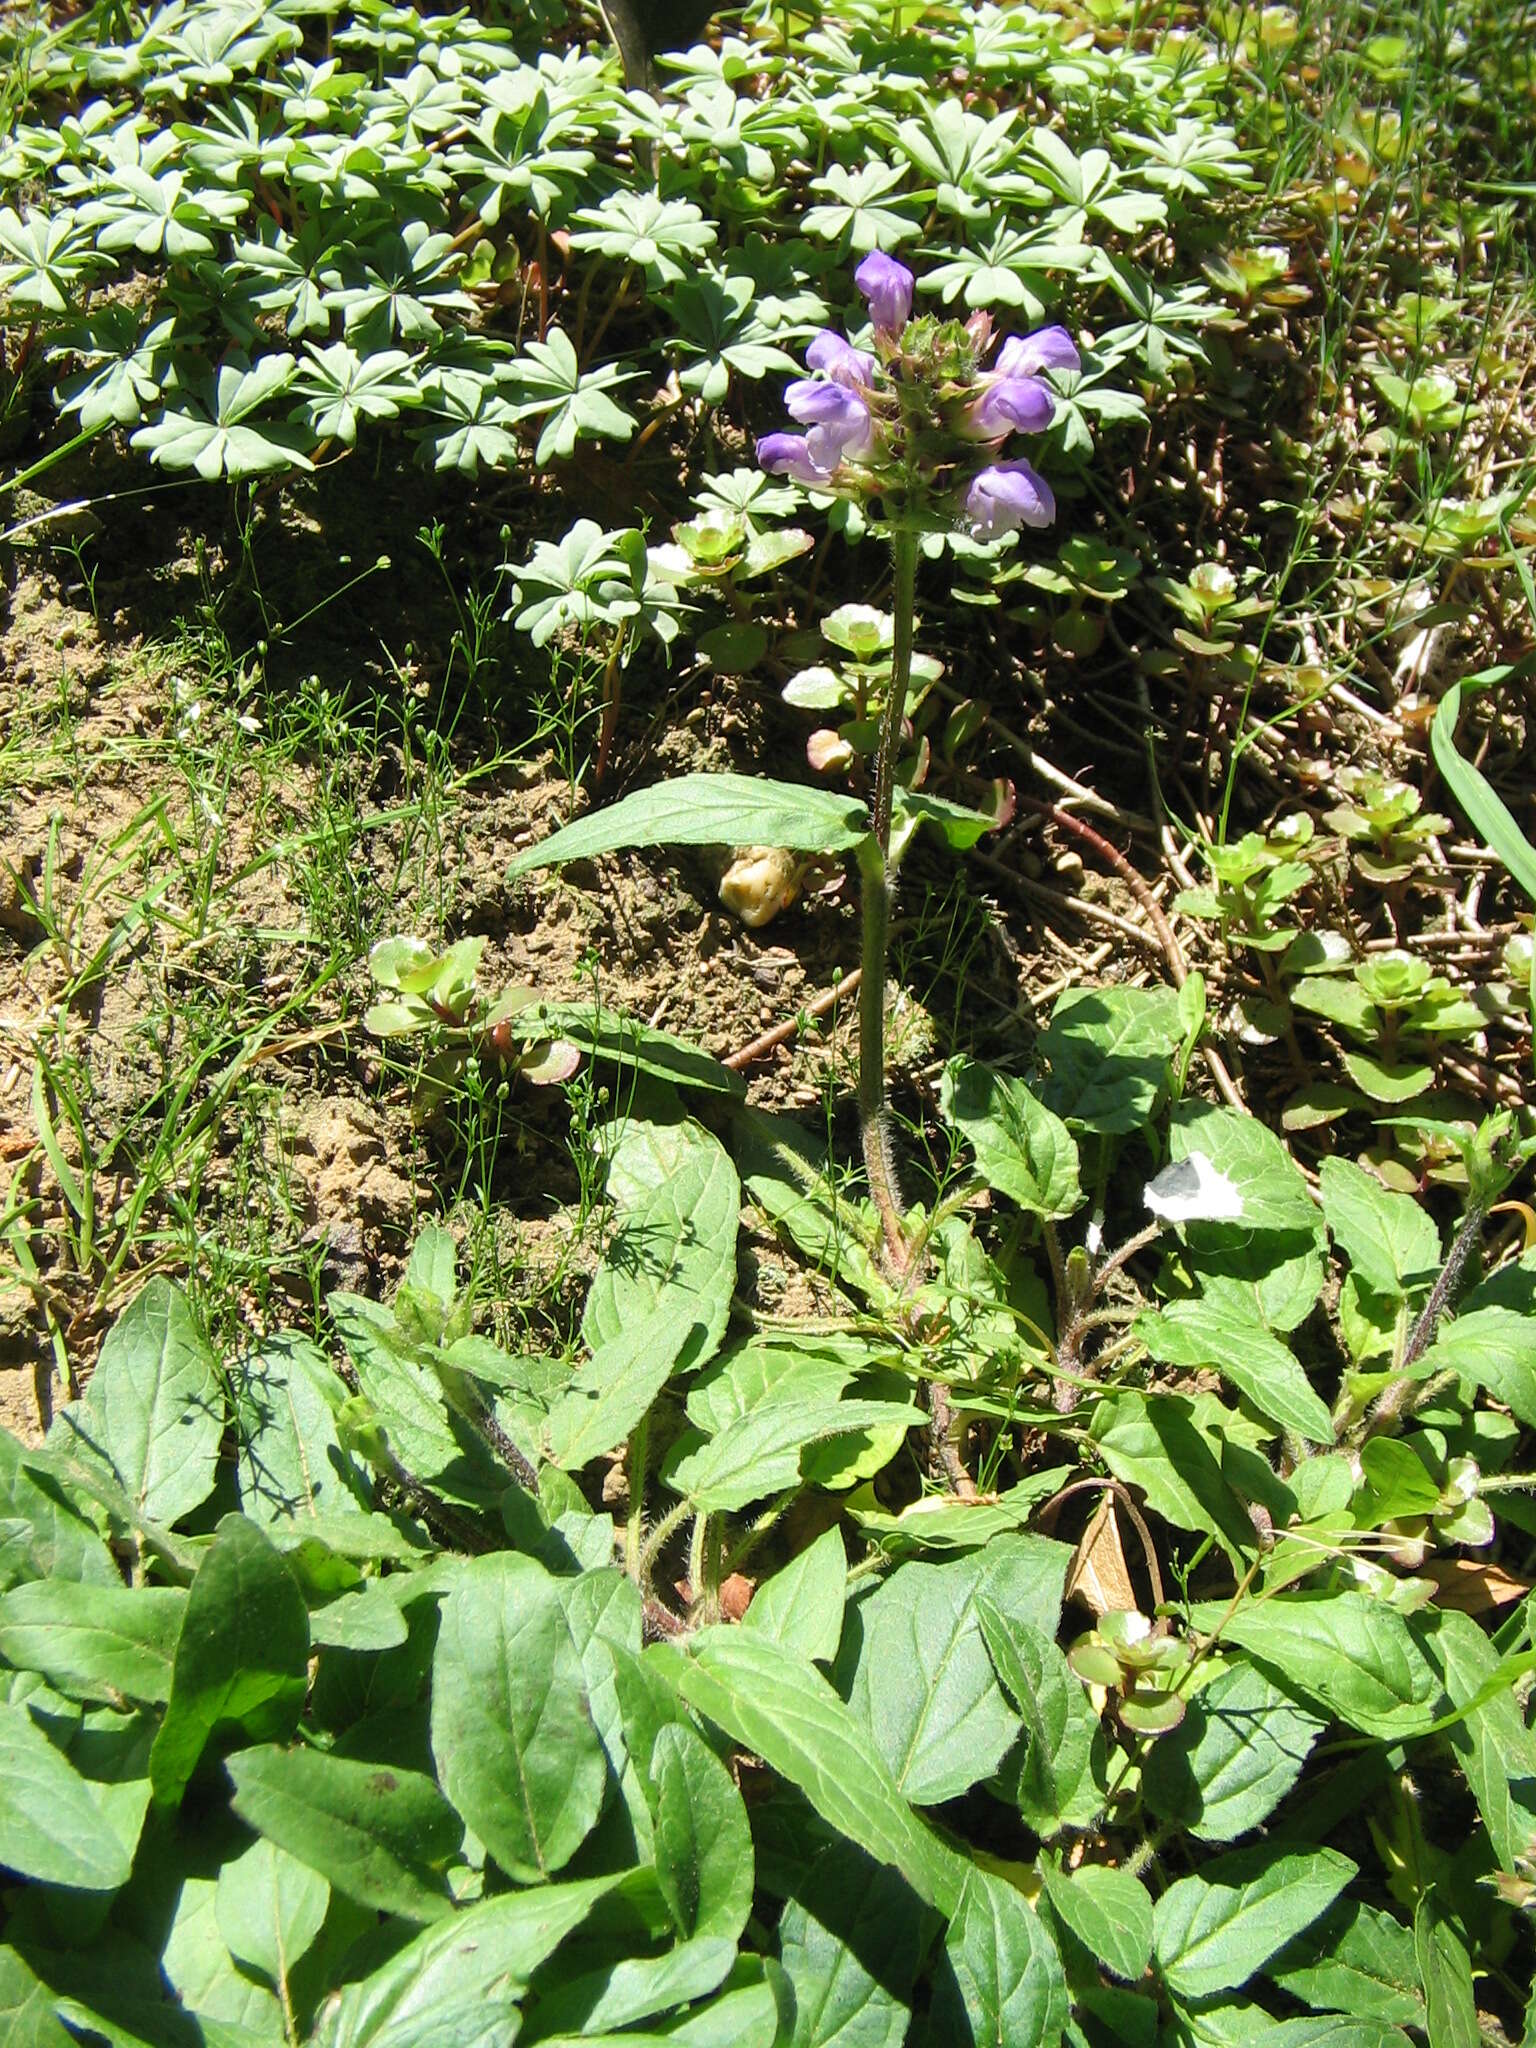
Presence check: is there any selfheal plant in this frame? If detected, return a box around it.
[757,253,1077,1264]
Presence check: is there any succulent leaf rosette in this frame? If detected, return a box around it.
[756,251,1077,540]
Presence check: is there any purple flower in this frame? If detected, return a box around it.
[757,432,827,485]
[966,375,1056,439]
[854,251,914,336]
[785,377,873,467]
[965,461,1056,537]
[805,329,875,389]
[995,324,1080,379]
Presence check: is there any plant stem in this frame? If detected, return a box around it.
[625,1412,649,1580]
[858,526,920,1270]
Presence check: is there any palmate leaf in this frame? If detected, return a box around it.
[499,325,638,464]
[131,351,315,478]
[568,190,717,284]
[0,204,105,313]
[290,339,421,445]
[77,164,249,259]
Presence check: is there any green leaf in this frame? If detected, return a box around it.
[236,1334,369,1527]
[149,1514,310,1809]
[1413,1895,1477,2048]
[160,1873,286,2041]
[939,1059,1082,1219]
[430,1551,607,1882]
[312,1874,625,2048]
[1136,1296,1334,1445]
[545,1294,700,1472]
[527,1934,740,2039]
[834,1540,1067,1807]
[651,1721,754,1942]
[0,1943,75,2048]
[1413,1307,1536,1428]
[742,1527,847,1665]
[676,1629,967,1914]
[53,1278,222,1527]
[581,1117,739,1376]
[1091,1392,1267,1563]
[1142,1662,1324,1842]
[0,1580,185,1705]
[930,1866,1068,2048]
[1430,680,1536,905]
[1317,1160,1440,1302]
[508,773,870,879]
[525,1003,745,1097]
[329,1294,507,1508]
[0,1698,132,1891]
[0,1434,119,1589]
[1153,1845,1356,1999]
[976,1602,1096,1837]
[1187,1593,1441,1738]
[667,1395,923,1513]
[1039,1857,1153,1984]
[214,1837,328,1994]
[777,1839,930,2048]
[1420,1608,1536,1874]
[227,1744,461,1923]
[1269,1902,1424,2026]
[1168,1102,1319,1237]
[1038,986,1183,1133]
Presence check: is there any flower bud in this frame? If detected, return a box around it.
[854,250,914,336]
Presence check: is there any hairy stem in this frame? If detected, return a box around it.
[858,526,919,1270]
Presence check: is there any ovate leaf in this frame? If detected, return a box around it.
[149,1513,309,1809]
[312,1874,625,2048]
[227,1744,461,1923]
[742,1527,847,1665]
[54,1279,222,1527]
[938,1058,1081,1219]
[214,1838,329,1993]
[1136,1296,1334,1445]
[651,1721,754,1943]
[0,1699,132,1891]
[0,1580,185,1705]
[1153,1846,1356,2000]
[1142,1663,1324,1842]
[677,1629,966,1914]
[508,773,870,877]
[1189,1593,1442,1739]
[930,1866,1068,2048]
[1039,1857,1153,1984]
[430,1552,607,1882]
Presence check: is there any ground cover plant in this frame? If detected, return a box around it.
[2,0,1536,2043]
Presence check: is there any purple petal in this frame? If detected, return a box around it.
[757,433,827,485]
[996,324,1080,379]
[968,375,1056,438]
[965,461,1057,537]
[785,378,873,462]
[854,251,914,336]
[805,329,875,389]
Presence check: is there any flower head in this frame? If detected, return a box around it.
[784,376,873,468]
[966,375,1056,440]
[756,433,826,485]
[995,324,1080,380]
[806,329,876,389]
[854,251,914,337]
[965,461,1056,538]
